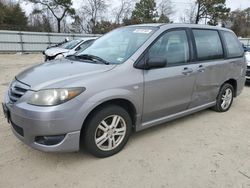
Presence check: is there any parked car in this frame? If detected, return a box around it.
[2,24,246,158]
[243,45,250,52]
[245,51,250,82]
[44,37,97,61]
[46,37,70,49]
[239,41,250,52]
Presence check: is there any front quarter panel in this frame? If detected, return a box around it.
[75,62,144,129]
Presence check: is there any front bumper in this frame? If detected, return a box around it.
[3,92,85,152]
[44,55,56,61]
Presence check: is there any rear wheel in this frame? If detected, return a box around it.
[212,83,234,112]
[82,105,132,158]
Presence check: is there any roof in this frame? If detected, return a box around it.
[126,23,164,28]
[79,37,99,40]
[126,23,232,32]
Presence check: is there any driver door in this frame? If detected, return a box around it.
[142,29,197,124]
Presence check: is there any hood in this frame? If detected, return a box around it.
[16,59,116,90]
[45,47,70,57]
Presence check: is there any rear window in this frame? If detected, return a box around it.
[222,31,244,58]
[193,29,224,61]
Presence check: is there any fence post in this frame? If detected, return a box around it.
[19,32,24,53]
[47,33,51,47]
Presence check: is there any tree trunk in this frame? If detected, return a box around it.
[195,2,201,24]
[57,19,61,33]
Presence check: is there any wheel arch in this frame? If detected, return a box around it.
[80,98,138,137]
[224,79,237,97]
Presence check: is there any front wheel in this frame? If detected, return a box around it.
[212,83,234,112]
[82,105,132,158]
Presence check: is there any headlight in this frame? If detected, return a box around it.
[55,54,64,60]
[28,88,85,106]
[245,53,250,66]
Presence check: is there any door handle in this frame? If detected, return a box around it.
[182,67,193,75]
[197,65,205,73]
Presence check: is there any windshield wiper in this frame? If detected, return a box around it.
[75,54,110,65]
[66,55,77,60]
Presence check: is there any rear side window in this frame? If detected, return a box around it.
[222,31,243,58]
[193,29,223,61]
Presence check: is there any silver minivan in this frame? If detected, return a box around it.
[2,24,246,157]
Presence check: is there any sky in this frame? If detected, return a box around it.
[175,0,249,21]
[21,0,250,23]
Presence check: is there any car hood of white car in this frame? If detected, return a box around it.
[45,47,70,57]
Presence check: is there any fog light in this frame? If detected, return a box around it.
[35,135,65,146]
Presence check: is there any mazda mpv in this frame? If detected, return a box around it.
[2,24,246,157]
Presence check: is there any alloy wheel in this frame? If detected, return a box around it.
[221,88,233,110]
[95,115,126,151]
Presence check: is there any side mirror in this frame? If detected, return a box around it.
[145,57,166,69]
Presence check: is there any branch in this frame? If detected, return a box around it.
[59,8,69,20]
[36,1,59,19]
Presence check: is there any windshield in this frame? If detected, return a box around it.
[75,39,95,54]
[60,39,82,49]
[77,27,157,64]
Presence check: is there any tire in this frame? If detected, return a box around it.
[212,83,234,112]
[82,105,132,158]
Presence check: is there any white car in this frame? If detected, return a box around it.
[245,51,250,81]
[44,37,97,61]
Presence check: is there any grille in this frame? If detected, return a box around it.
[45,55,56,61]
[8,80,30,103]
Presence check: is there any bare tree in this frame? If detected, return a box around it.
[230,8,250,37]
[28,8,53,32]
[113,0,133,24]
[71,15,85,33]
[156,0,173,23]
[73,0,107,33]
[158,0,173,17]
[84,0,107,32]
[180,2,196,24]
[27,0,75,32]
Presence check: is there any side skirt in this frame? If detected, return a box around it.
[136,101,216,132]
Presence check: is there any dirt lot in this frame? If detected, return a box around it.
[0,54,250,188]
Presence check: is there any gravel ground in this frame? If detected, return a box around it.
[0,54,250,188]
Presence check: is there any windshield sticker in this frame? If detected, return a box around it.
[117,57,124,62]
[133,29,152,34]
